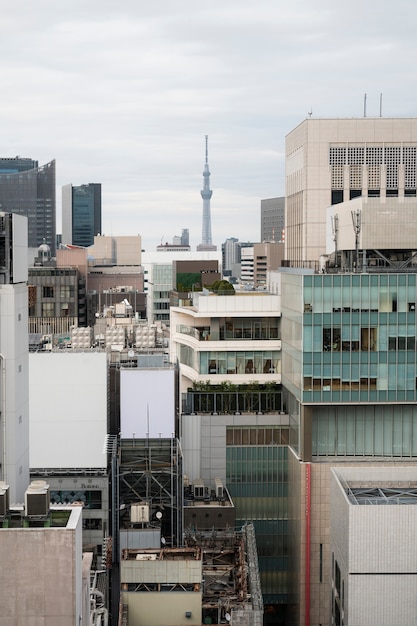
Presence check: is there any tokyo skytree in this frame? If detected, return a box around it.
[197,135,217,251]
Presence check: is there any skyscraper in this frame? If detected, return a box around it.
[0,157,56,255]
[282,116,417,626]
[62,183,102,247]
[197,135,217,251]
[285,117,417,264]
[260,197,285,243]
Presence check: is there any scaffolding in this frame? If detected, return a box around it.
[118,438,183,547]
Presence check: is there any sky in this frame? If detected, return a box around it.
[1,0,417,251]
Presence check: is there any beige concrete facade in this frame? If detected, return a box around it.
[285,117,417,264]
[330,466,417,626]
[0,506,84,625]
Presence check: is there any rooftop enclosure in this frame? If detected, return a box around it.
[331,466,417,626]
[119,439,183,548]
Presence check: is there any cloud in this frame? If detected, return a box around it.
[1,0,416,249]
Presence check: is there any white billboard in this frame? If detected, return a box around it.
[120,368,176,439]
[29,352,107,468]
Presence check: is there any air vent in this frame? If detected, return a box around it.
[214,478,224,500]
[194,479,205,500]
[0,482,10,517]
[25,481,50,517]
[130,503,149,524]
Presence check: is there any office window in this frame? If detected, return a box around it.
[43,286,54,298]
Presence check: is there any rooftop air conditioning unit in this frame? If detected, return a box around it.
[25,480,50,517]
[214,478,224,500]
[0,482,10,517]
[131,503,149,524]
[194,479,205,500]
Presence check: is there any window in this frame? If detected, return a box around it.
[323,328,340,351]
[43,286,54,298]
[42,303,54,318]
[60,285,74,298]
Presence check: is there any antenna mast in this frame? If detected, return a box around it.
[351,209,361,271]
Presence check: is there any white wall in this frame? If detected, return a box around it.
[29,352,107,468]
[120,369,175,438]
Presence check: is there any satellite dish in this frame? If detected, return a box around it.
[161,536,166,545]
[128,350,135,358]
[156,511,162,520]
[225,613,231,622]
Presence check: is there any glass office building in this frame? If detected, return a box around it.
[281,270,417,460]
[0,158,56,254]
[62,183,101,248]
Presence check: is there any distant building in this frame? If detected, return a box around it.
[253,241,285,288]
[240,246,254,284]
[62,183,102,247]
[0,157,56,254]
[260,197,285,243]
[222,237,240,277]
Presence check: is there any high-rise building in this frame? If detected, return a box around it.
[260,197,285,243]
[197,136,217,251]
[281,116,417,626]
[285,117,417,264]
[0,157,56,255]
[62,183,102,247]
[0,213,30,503]
[222,237,240,277]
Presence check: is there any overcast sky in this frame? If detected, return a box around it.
[1,0,416,250]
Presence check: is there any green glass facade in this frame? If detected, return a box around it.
[301,273,417,403]
[226,427,289,605]
[281,270,417,459]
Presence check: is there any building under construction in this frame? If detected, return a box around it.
[119,523,263,626]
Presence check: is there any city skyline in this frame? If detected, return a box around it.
[1,1,416,249]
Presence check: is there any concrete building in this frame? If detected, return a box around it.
[142,249,221,324]
[285,117,417,264]
[120,525,263,626]
[0,213,30,503]
[0,494,88,625]
[0,157,56,255]
[253,242,285,289]
[329,466,417,626]
[170,290,281,392]
[260,197,285,243]
[240,246,254,284]
[171,292,288,617]
[62,183,102,247]
[29,351,108,558]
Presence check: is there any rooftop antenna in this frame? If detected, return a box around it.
[308,109,313,118]
[364,93,367,117]
[351,209,361,271]
[380,93,383,117]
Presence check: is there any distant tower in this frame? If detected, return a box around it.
[197,136,217,251]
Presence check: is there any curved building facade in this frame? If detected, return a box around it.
[0,157,56,254]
